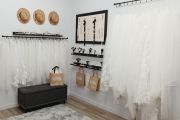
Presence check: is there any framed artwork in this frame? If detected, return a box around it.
[76,10,108,45]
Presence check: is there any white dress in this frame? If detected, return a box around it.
[0,38,69,91]
[101,6,180,120]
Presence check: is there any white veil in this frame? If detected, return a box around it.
[0,38,69,92]
[101,1,180,120]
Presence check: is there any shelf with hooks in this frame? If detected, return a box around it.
[71,52,103,58]
[70,63,102,71]
[114,0,153,7]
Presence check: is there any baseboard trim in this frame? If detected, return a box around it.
[0,104,18,111]
[70,91,128,120]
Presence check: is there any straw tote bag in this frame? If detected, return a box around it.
[88,71,100,91]
[76,67,86,87]
[49,73,64,86]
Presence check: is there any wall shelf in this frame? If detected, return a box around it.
[71,52,103,58]
[70,63,102,71]
[2,32,68,40]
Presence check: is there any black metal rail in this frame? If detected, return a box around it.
[70,63,102,71]
[114,0,153,7]
[2,32,68,40]
[71,52,103,58]
[2,35,68,40]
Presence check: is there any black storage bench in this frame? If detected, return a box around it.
[18,83,67,112]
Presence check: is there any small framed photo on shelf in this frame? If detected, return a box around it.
[76,10,108,45]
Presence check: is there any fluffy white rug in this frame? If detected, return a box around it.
[5,105,92,120]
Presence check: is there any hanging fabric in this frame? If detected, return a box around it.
[0,38,68,91]
[101,5,180,120]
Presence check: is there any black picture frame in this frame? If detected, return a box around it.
[76,10,108,45]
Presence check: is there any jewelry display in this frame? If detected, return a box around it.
[100,62,103,66]
[71,47,76,53]
[94,50,96,55]
[89,48,92,54]
[82,49,85,54]
[71,47,104,58]
[76,58,81,63]
[101,48,104,55]
[78,47,83,53]
[86,61,90,66]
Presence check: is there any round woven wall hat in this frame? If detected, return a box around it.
[33,9,45,25]
[49,11,59,25]
[17,8,30,24]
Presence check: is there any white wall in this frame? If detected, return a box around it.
[69,0,180,120]
[0,0,72,110]
[1,0,180,120]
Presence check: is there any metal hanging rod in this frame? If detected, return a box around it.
[114,0,153,7]
[2,32,68,40]
[13,32,63,37]
[2,35,68,40]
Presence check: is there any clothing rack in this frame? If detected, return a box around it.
[2,32,68,40]
[114,0,153,7]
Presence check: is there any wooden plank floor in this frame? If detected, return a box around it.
[67,96,126,120]
[0,96,126,120]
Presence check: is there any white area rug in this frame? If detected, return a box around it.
[5,105,92,120]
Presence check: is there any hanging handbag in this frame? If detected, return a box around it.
[49,66,64,86]
[88,71,100,91]
[76,67,86,87]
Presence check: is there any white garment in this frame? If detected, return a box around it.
[0,38,69,91]
[101,6,180,120]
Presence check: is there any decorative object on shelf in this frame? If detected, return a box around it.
[17,8,30,24]
[76,67,86,87]
[100,62,103,66]
[2,32,68,40]
[89,48,92,54]
[82,49,85,54]
[71,47,76,53]
[94,50,96,55]
[101,48,104,55]
[88,71,100,91]
[49,66,64,86]
[49,11,59,25]
[86,61,90,66]
[76,10,108,45]
[76,58,81,64]
[78,47,83,53]
[33,9,45,25]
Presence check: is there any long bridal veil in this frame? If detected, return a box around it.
[101,3,180,120]
[0,38,69,92]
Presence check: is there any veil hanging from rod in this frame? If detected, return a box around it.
[101,1,180,120]
[0,38,69,92]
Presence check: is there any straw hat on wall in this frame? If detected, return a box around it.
[33,9,45,25]
[17,8,30,24]
[48,11,59,25]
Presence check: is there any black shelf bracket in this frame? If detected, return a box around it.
[70,63,102,71]
[71,52,103,58]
